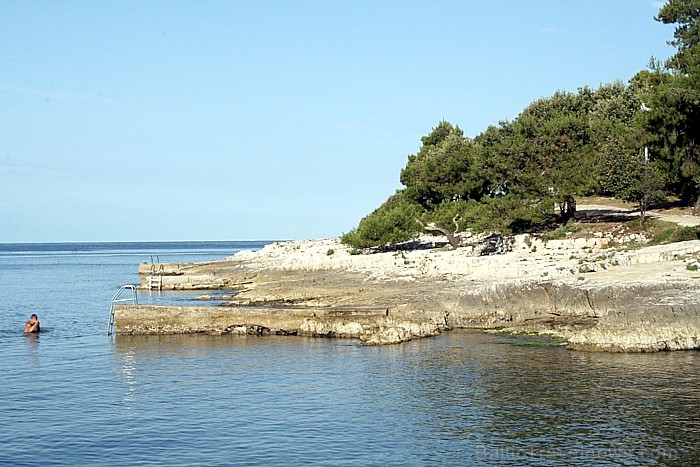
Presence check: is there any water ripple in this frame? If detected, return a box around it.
[1,244,699,465]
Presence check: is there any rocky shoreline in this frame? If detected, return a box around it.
[115,210,700,351]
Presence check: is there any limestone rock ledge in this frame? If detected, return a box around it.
[114,304,446,345]
[122,238,700,351]
[568,325,700,352]
[454,275,700,352]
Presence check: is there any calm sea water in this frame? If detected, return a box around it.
[0,242,699,465]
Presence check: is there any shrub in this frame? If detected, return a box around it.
[649,226,700,245]
[458,196,554,234]
[540,224,582,241]
[341,193,423,249]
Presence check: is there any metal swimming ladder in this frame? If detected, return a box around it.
[108,285,138,336]
[148,255,164,291]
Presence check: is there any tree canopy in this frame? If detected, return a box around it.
[342,0,700,250]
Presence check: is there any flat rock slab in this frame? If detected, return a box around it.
[114,304,444,345]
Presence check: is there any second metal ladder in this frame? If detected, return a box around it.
[148,255,164,290]
[107,285,138,336]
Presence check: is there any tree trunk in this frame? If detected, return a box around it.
[560,196,577,225]
[421,224,460,248]
[416,215,462,248]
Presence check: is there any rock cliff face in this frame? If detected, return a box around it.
[120,237,700,352]
[453,274,700,352]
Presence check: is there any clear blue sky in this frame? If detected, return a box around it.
[0,0,675,242]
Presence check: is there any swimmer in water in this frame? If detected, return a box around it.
[24,314,40,334]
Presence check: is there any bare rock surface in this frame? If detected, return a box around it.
[122,204,700,351]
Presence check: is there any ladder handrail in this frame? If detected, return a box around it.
[148,262,164,291]
[108,285,138,336]
[112,298,136,304]
[111,284,138,302]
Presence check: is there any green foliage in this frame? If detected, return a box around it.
[598,149,667,219]
[597,152,642,197]
[656,0,700,78]
[326,249,335,256]
[504,90,600,206]
[632,67,699,199]
[401,122,485,208]
[649,226,700,245]
[454,199,509,233]
[420,120,462,147]
[342,2,700,249]
[540,225,583,241]
[457,196,555,234]
[589,80,651,198]
[340,192,422,249]
[428,200,472,233]
[642,1,700,200]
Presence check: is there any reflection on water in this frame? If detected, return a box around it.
[2,243,699,465]
[114,345,138,420]
[23,332,40,351]
[105,332,700,465]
